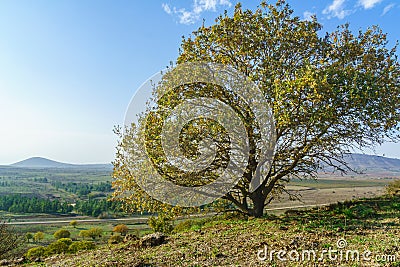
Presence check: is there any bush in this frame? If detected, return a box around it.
[79,227,103,240]
[57,238,73,246]
[26,246,46,259]
[79,230,90,240]
[108,235,124,245]
[113,224,129,236]
[45,240,69,255]
[33,231,45,242]
[53,229,71,239]
[69,220,78,228]
[148,214,173,234]
[386,180,400,196]
[68,241,96,253]
[87,227,103,240]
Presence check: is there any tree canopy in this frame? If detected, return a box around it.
[112,1,400,217]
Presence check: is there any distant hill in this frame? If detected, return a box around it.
[342,153,400,175]
[10,157,112,169]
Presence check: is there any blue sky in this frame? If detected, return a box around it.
[0,0,399,164]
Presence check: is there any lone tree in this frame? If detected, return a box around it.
[112,1,400,217]
[53,229,71,240]
[25,232,34,243]
[34,231,45,243]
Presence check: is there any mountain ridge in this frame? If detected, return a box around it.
[10,157,112,169]
[340,153,400,176]
[6,154,400,174]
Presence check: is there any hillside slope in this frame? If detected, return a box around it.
[38,195,400,267]
[344,153,400,173]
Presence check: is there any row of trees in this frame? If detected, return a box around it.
[74,198,122,217]
[0,195,72,214]
[0,195,121,216]
[25,231,45,243]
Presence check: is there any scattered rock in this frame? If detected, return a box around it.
[0,256,26,266]
[214,253,226,258]
[0,259,10,266]
[14,257,25,264]
[124,233,139,242]
[140,232,167,247]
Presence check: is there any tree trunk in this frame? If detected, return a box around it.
[250,192,266,218]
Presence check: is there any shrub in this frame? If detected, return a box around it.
[57,238,72,246]
[69,220,78,228]
[45,240,69,255]
[113,224,129,236]
[108,235,124,245]
[26,246,46,259]
[68,240,96,253]
[148,214,173,234]
[87,227,103,240]
[79,230,90,240]
[386,180,400,196]
[33,231,45,242]
[53,229,71,239]
[79,227,103,240]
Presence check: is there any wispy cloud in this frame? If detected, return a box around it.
[303,11,315,21]
[162,3,172,15]
[322,0,352,19]
[162,0,232,25]
[358,0,382,9]
[382,3,396,15]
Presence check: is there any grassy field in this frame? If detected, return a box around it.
[289,177,393,189]
[0,167,111,201]
[0,167,112,203]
